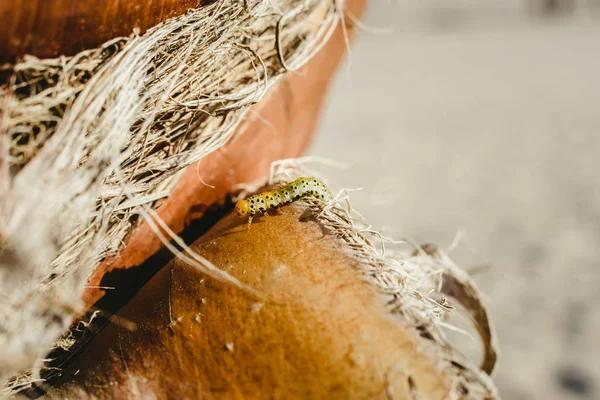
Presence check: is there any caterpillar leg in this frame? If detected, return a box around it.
[262,210,269,219]
[247,215,253,230]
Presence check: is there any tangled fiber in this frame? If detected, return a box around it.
[0,0,342,395]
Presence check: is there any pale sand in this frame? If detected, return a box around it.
[311,3,600,399]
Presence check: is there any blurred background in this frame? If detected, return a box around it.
[310,1,600,399]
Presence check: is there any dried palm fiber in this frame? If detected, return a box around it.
[0,0,347,394]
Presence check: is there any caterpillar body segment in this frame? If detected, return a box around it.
[235,177,333,229]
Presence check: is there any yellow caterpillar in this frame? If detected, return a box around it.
[235,177,333,228]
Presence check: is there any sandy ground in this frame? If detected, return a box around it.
[309,2,600,399]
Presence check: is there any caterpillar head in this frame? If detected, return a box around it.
[235,199,250,217]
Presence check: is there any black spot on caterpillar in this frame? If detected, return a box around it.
[235,177,333,229]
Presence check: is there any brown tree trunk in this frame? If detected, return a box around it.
[0,0,209,63]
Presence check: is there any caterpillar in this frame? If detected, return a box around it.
[235,177,333,228]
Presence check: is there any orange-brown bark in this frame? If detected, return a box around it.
[0,0,209,64]
[81,0,368,312]
[50,202,458,399]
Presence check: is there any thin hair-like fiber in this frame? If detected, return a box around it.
[0,0,343,395]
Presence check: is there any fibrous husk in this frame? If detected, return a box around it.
[0,0,345,395]
[272,160,499,391]
[44,163,498,399]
